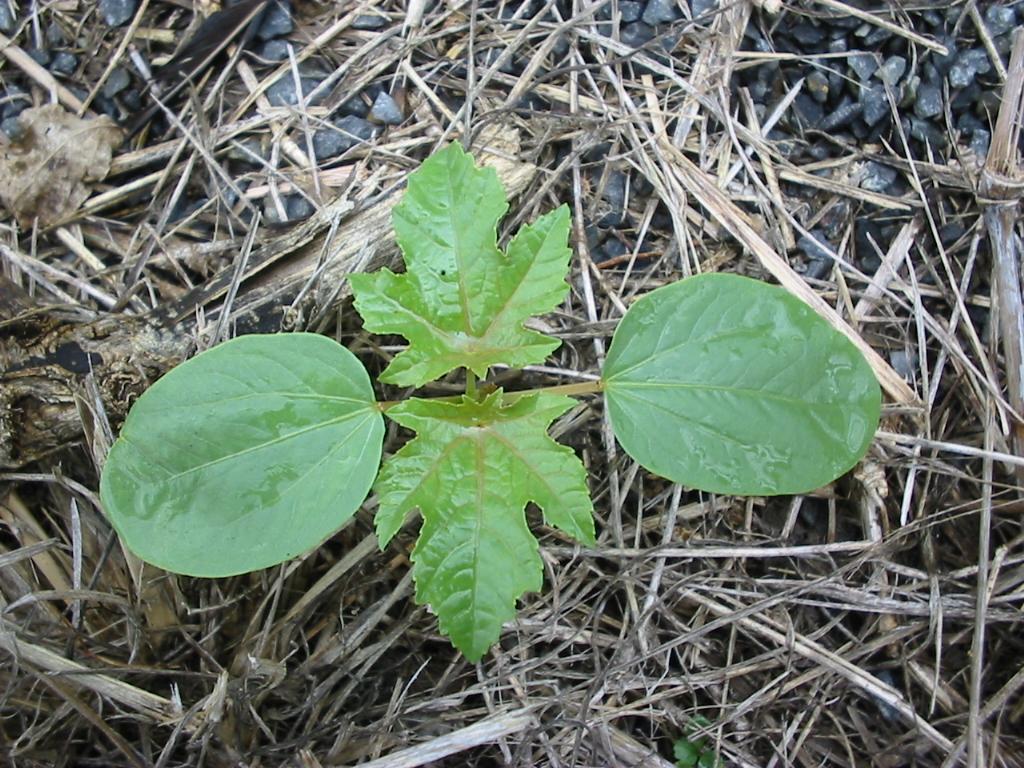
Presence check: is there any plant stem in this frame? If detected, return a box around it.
[376,378,604,411]
[466,369,477,399]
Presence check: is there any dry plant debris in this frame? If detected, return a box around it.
[0,105,122,227]
[1,0,1023,766]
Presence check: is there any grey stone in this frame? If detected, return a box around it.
[970,128,990,158]
[619,1,643,22]
[103,67,131,98]
[876,55,906,86]
[1,85,30,120]
[0,2,15,34]
[601,170,628,224]
[848,53,878,82]
[962,47,992,75]
[889,350,914,380]
[985,4,1016,37]
[352,13,387,30]
[793,93,824,126]
[46,22,65,46]
[285,194,315,220]
[690,0,715,17]
[1,115,23,140]
[50,51,78,75]
[259,39,290,61]
[820,99,862,131]
[798,231,833,263]
[99,0,138,27]
[620,21,655,47]
[27,47,50,67]
[913,83,942,118]
[806,70,829,104]
[859,161,897,192]
[949,48,991,89]
[257,0,293,41]
[910,117,946,148]
[791,23,825,46]
[369,92,403,125]
[312,115,376,160]
[642,0,680,26]
[860,84,889,125]
[266,76,324,107]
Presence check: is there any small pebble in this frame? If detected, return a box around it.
[0,2,15,34]
[369,92,403,125]
[46,21,65,46]
[793,93,824,126]
[284,194,315,220]
[1,115,24,140]
[352,14,387,30]
[642,0,681,26]
[312,115,376,160]
[618,0,643,21]
[848,53,878,82]
[1,85,30,120]
[798,231,833,263]
[257,0,293,41]
[984,4,1016,37]
[259,39,290,62]
[266,75,323,107]
[860,84,889,126]
[913,83,942,119]
[889,350,915,381]
[49,51,78,76]
[806,70,829,103]
[790,23,825,47]
[970,128,990,158]
[103,67,131,98]
[27,47,51,67]
[620,21,656,47]
[859,161,897,192]
[820,98,861,130]
[690,0,715,17]
[99,0,138,27]
[875,55,906,86]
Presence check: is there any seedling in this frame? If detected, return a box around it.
[100,144,881,660]
[673,716,723,768]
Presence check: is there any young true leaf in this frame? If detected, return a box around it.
[374,391,595,661]
[350,143,573,386]
[603,273,881,495]
[100,334,384,577]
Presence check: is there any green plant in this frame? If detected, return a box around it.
[673,716,723,768]
[100,144,881,660]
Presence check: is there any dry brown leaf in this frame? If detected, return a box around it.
[0,104,123,227]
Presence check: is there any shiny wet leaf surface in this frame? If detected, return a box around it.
[604,273,881,495]
[100,333,384,576]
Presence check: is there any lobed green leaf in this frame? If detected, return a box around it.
[375,391,595,661]
[351,143,572,386]
[603,273,881,495]
[100,334,385,577]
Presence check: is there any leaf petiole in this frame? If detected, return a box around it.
[376,379,604,412]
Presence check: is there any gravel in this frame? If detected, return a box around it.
[913,83,943,119]
[266,76,325,107]
[49,51,78,76]
[103,67,131,98]
[641,0,681,26]
[0,2,14,33]
[257,0,293,41]
[312,115,376,160]
[369,92,403,125]
[99,0,137,27]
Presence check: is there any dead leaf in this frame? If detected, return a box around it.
[0,104,123,227]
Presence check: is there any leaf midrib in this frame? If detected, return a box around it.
[161,408,376,481]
